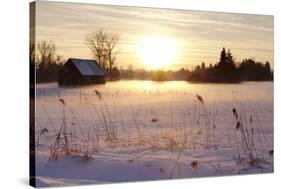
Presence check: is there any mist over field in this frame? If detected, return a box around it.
[34,81,273,187]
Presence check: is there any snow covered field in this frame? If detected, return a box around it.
[34,81,273,187]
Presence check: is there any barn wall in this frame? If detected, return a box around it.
[58,60,106,86]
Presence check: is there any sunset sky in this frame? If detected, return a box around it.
[33,1,274,70]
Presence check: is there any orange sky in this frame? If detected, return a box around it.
[33,1,274,70]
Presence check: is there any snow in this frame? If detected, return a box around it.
[34,81,273,187]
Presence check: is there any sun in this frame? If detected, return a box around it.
[137,35,178,70]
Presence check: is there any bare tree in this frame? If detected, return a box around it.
[37,41,57,70]
[86,30,107,70]
[36,41,63,82]
[86,29,119,79]
[104,33,119,79]
[29,43,36,66]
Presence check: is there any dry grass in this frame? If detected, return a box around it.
[230,105,271,172]
[35,88,272,176]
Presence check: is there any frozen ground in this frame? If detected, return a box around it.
[34,81,273,187]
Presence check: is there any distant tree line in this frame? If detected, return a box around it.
[118,66,190,81]
[31,40,273,83]
[117,47,273,82]
[187,48,273,83]
[30,41,64,83]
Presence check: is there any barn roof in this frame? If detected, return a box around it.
[69,58,105,76]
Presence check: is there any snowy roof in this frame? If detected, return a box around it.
[70,58,105,76]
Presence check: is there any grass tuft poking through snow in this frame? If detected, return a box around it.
[34,81,273,187]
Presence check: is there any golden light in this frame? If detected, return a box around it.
[137,35,178,69]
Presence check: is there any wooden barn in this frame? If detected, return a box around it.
[58,58,106,86]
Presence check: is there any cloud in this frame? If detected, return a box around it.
[34,1,274,69]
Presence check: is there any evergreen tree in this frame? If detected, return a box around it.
[219,47,227,65]
[265,61,271,73]
[226,49,235,65]
[201,62,206,70]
